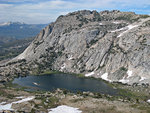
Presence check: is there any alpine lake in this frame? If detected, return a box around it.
[12,73,119,95]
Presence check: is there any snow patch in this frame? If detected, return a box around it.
[111,27,127,33]
[117,24,138,37]
[119,77,129,84]
[68,55,73,60]
[99,23,103,25]
[48,105,82,113]
[0,103,13,111]
[0,102,6,105]
[139,77,147,81]
[0,96,34,111]
[119,70,133,84]
[61,63,66,70]
[147,99,150,103]
[85,72,94,77]
[33,82,40,86]
[101,73,111,82]
[13,96,34,104]
[0,22,11,26]
[127,70,133,78]
[15,96,24,99]
[128,24,138,29]
[113,21,120,24]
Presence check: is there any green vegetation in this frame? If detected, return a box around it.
[48,96,59,108]
[143,20,150,27]
[93,93,103,98]
[78,23,83,27]
[31,68,85,79]
[70,98,85,103]
[79,18,88,24]
[115,14,140,23]
[120,67,128,71]
[130,104,150,113]
[89,39,99,45]
[116,15,132,21]
[138,106,150,113]
[77,73,84,77]
[0,36,34,61]
[98,106,121,113]
[0,87,15,99]
[140,15,150,18]
[92,11,101,21]
[115,14,149,23]
[4,81,18,88]
[118,88,136,100]
[4,80,30,92]
[36,95,59,108]
[38,70,64,75]
[1,77,150,113]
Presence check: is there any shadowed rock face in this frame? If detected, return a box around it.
[0,10,150,85]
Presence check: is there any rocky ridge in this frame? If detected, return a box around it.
[0,10,150,85]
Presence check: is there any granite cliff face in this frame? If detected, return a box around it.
[0,10,150,85]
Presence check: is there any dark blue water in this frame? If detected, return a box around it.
[13,74,118,95]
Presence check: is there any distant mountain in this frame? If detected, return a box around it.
[0,36,34,61]
[0,22,48,39]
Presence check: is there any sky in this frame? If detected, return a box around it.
[0,0,150,24]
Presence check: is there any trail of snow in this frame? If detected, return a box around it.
[119,70,133,84]
[111,17,150,38]
[119,76,129,84]
[0,102,6,105]
[16,96,24,99]
[48,105,82,113]
[68,55,73,60]
[127,70,133,78]
[85,72,94,77]
[113,21,120,24]
[101,73,108,80]
[0,103,13,111]
[0,96,34,111]
[111,27,127,33]
[101,73,111,82]
[139,77,147,81]
[117,25,138,37]
[0,22,11,26]
[147,99,150,103]
[13,96,34,104]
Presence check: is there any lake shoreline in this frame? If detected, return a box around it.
[0,71,150,112]
[12,73,119,96]
[0,83,150,113]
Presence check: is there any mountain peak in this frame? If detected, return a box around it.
[0,22,11,26]
[0,22,26,26]
[0,10,150,85]
[0,22,47,38]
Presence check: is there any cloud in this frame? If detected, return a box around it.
[0,0,45,3]
[0,0,150,24]
[0,4,13,9]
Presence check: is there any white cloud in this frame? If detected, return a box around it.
[0,0,44,3]
[0,0,150,24]
[0,4,13,9]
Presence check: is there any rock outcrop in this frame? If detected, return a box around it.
[0,10,150,85]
